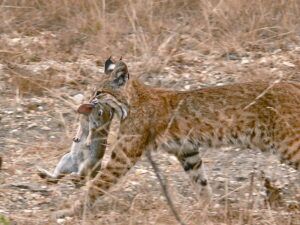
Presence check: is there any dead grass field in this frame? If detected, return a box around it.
[0,0,300,224]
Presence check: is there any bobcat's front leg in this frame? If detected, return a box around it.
[87,134,147,203]
[57,134,148,217]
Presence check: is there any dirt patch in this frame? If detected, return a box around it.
[0,1,300,224]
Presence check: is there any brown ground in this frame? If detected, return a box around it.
[0,1,300,224]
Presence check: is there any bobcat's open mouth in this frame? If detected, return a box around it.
[92,92,129,120]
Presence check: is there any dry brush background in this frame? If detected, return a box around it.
[0,0,300,224]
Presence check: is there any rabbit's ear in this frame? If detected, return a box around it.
[77,103,94,115]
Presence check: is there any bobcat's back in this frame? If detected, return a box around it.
[99,75,300,170]
[132,81,300,168]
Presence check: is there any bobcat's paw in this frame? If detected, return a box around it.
[69,173,85,188]
[193,179,212,206]
[52,200,85,219]
[53,194,96,219]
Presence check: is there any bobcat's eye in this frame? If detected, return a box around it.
[95,91,101,96]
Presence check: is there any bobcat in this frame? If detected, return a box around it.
[37,98,127,183]
[61,57,300,216]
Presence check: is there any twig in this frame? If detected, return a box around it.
[1,183,50,194]
[146,150,187,225]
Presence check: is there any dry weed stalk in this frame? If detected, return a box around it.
[146,150,187,225]
[0,0,299,62]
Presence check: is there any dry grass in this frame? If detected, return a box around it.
[1,0,300,61]
[0,1,300,225]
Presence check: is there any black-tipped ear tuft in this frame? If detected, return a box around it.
[119,56,122,60]
[104,56,115,75]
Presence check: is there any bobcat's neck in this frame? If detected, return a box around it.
[125,79,151,105]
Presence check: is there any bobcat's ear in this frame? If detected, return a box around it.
[112,61,129,87]
[104,56,115,75]
[77,103,94,115]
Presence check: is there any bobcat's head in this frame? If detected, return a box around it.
[102,56,129,90]
[95,56,131,107]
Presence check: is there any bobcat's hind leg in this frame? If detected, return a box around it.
[163,140,212,204]
[178,146,212,204]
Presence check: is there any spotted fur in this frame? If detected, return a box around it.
[61,58,300,217]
